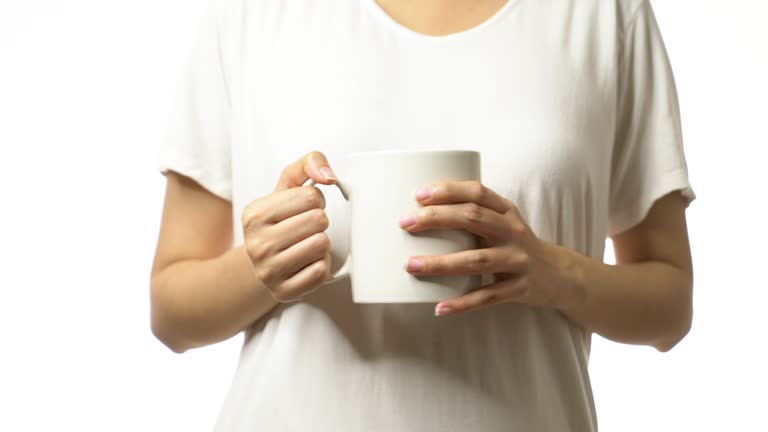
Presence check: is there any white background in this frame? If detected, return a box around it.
[0,1,766,430]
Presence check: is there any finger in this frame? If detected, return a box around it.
[275,151,337,191]
[243,186,326,229]
[405,248,528,276]
[434,277,528,316]
[268,208,329,251]
[276,252,331,303]
[270,258,329,302]
[400,203,509,239]
[270,232,331,282]
[414,181,512,214]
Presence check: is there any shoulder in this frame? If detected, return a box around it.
[538,0,648,32]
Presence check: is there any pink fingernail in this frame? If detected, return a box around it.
[406,258,425,272]
[399,214,417,228]
[415,185,432,201]
[319,166,336,181]
[434,305,453,316]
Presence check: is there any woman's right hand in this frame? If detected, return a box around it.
[241,151,338,302]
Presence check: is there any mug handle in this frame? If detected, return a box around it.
[308,179,352,284]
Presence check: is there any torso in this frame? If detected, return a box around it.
[211,1,646,431]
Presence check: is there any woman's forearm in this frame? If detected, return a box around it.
[555,242,693,352]
[150,245,278,353]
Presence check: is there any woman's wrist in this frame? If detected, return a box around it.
[543,241,588,313]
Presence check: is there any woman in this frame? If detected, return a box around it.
[151,0,696,430]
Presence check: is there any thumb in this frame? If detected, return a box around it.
[275,151,337,191]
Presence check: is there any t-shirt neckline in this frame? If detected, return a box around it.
[363,0,520,42]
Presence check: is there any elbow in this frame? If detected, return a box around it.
[150,278,190,354]
[151,318,190,354]
[655,294,693,353]
[655,271,694,353]
[654,318,691,353]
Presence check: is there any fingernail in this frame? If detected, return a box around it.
[415,185,432,201]
[399,214,417,228]
[319,166,336,181]
[406,258,424,272]
[434,305,452,316]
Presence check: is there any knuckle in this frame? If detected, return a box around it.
[245,240,271,262]
[260,239,276,256]
[312,260,329,280]
[482,291,498,305]
[457,298,471,310]
[270,287,295,303]
[252,266,275,287]
[307,150,325,161]
[306,151,329,169]
[509,222,529,239]
[467,251,491,271]
[245,242,259,260]
[463,204,484,224]
[314,233,331,254]
[301,261,328,288]
[241,204,263,229]
[469,181,486,200]
[241,214,252,231]
[420,206,437,222]
[458,297,475,310]
[506,202,521,217]
[304,186,324,208]
[513,253,530,270]
[421,258,437,273]
[308,208,329,230]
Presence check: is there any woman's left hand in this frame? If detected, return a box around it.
[399,181,584,316]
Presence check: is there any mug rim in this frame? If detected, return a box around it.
[347,149,479,157]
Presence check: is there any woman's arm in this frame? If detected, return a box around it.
[556,191,693,352]
[150,172,277,353]
[151,152,339,353]
[399,182,693,352]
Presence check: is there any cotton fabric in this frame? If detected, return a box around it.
[157,0,696,430]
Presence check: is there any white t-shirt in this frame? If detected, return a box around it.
[157,0,696,430]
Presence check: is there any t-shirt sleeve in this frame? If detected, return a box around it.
[156,0,233,201]
[607,0,696,237]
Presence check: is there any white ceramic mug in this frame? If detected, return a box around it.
[314,149,482,303]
